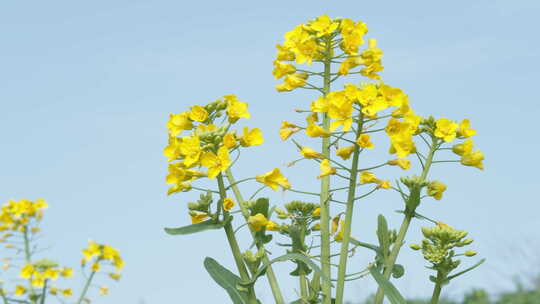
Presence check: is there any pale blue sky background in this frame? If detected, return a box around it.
[1,1,539,303]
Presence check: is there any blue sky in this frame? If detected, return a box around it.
[1,1,539,303]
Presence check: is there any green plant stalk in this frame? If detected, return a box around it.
[217,174,258,304]
[334,115,364,304]
[373,136,438,304]
[300,271,309,299]
[319,35,333,304]
[39,279,48,304]
[225,169,285,304]
[23,227,37,304]
[0,289,8,304]
[430,279,443,304]
[75,270,96,304]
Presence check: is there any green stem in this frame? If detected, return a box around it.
[319,35,333,304]
[23,228,37,304]
[430,272,445,304]
[39,279,48,304]
[334,115,364,304]
[373,136,438,304]
[217,174,258,304]
[299,272,308,299]
[225,169,285,304]
[75,270,96,304]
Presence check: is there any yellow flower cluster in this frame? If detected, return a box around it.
[273,15,383,92]
[164,95,262,194]
[81,241,124,275]
[0,199,48,232]
[19,260,73,288]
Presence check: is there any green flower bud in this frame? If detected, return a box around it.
[410,244,421,250]
[464,250,477,257]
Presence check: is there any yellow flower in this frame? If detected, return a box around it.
[311,96,329,113]
[223,132,237,149]
[331,215,341,233]
[225,95,250,123]
[359,39,384,80]
[109,273,121,281]
[272,60,296,79]
[339,18,368,55]
[283,25,320,65]
[276,44,295,61]
[49,286,58,295]
[434,118,459,142]
[313,208,321,216]
[188,105,208,122]
[306,123,330,138]
[20,264,34,279]
[308,15,339,37]
[337,57,361,75]
[200,146,231,179]
[452,139,473,156]
[457,119,476,138]
[163,135,182,162]
[276,73,309,92]
[461,150,484,170]
[178,136,202,167]
[223,198,235,211]
[387,159,411,170]
[248,213,268,232]
[279,121,299,141]
[99,286,109,296]
[44,268,59,280]
[256,168,291,191]
[266,221,280,231]
[15,285,26,296]
[377,180,391,189]
[318,159,336,179]
[62,289,73,298]
[360,171,378,184]
[301,146,325,159]
[336,146,355,160]
[356,134,374,149]
[60,267,74,278]
[91,263,100,273]
[240,127,264,147]
[191,212,208,224]
[167,112,193,136]
[328,92,353,131]
[427,181,447,200]
[334,220,345,242]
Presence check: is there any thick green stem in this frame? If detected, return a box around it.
[217,174,258,304]
[373,137,438,304]
[299,272,308,298]
[430,282,443,304]
[319,35,333,304]
[334,115,364,304]
[75,270,96,304]
[225,169,285,304]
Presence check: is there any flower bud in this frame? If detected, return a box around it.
[464,250,477,257]
[410,244,421,250]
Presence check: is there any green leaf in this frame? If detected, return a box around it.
[391,264,405,279]
[204,257,249,304]
[241,253,329,287]
[349,238,382,255]
[164,218,229,235]
[446,258,486,281]
[369,266,407,304]
[252,198,270,217]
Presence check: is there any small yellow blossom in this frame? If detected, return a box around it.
[377,180,391,189]
[276,44,295,61]
[223,132,237,149]
[452,139,473,156]
[266,221,280,231]
[99,286,109,296]
[427,181,447,200]
[360,171,378,184]
[62,288,73,298]
[15,285,26,296]
[91,263,100,273]
[434,118,459,142]
[178,136,202,167]
[276,73,308,92]
[191,213,208,224]
[188,105,208,122]
[461,150,484,170]
[248,213,268,232]
[240,127,264,147]
[200,146,231,179]
[109,273,121,281]
[167,112,193,136]
[318,159,336,179]
[334,220,345,242]
[336,145,355,160]
[313,208,321,217]
[301,146,325,159]
[256,168,291,191]
[306,123,330,138]
[60,267,74,278]
[272,60,297,79]
[279,121,300,141]
[308,14,339,37]
[20,264,34,279]
[457,119,476,138]
[49,286,58,295]
[356,134,374,149]
[225,95,250,123]
[223,198,235,211]
[387,159,411,170]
